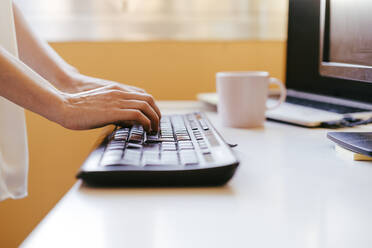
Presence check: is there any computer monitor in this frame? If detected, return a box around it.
[286,0,372,104]
[319,0,372,83]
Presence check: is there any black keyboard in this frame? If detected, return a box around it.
[77,112,239,186]
[286,96,368,114]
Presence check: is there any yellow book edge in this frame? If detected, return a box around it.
[334,144,372,161]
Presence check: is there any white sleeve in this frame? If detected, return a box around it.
[0,0,29,201]
[0,99,29,201]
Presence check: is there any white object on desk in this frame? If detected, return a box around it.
[334,144,372,161]
[197,90,282,106]
[216,71,286,128]
[198,92,372,127]
[22,101,372,248]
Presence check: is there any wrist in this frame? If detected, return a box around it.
[58,71,108,93]
[52,91,75,129]
[54,67,81,93]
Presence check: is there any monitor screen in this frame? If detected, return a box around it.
[319,0,372,83]
[286,0,372,104]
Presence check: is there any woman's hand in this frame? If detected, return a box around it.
[11,3,161,133]
[59,84,161,132]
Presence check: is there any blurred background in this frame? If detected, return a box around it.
[0,0,288,247]
[17,0,287,41]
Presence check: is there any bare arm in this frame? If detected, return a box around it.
[13,2,146,94]
[7,2,161,132]
[0,46,160,132]
[0,46,65,124]
[13,2,77,92]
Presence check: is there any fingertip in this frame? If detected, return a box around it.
[145,125,152,133]
[151,123,159,133]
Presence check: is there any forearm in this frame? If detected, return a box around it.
[0,46,65,125]
[12,2,147,94]
[13,2,77,92]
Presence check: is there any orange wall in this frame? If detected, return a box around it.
[0,40,286,247]
[52,41,287,99]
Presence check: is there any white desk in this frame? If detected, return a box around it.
[22,101,372,248]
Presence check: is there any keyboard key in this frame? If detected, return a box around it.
[161,142,177,151]
[178,140,193,145]
[123,149,141,158]
[161,137,175,142]
[178,141,194,150]
[103,150,123,157]
[161,134,174,138]
[197,140,209,149]
[143,151,161,166]
[106,140,126,150]
[126,143,142,149]
[179,150,198,165]
[129,133,143,143]
[203,153,214,163]
[161,151,179,165]
[142,143,160,153]
[204,130,219,147]
[113,128,130,141]
[199,119,209,130]
[189,120,198,130]
[176,135,191,141]
[121,150,141,166]
[146,132,161,143]
[101,150,123,166]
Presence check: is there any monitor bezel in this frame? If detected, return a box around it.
[319,0,372,83]
[286,0,372,104]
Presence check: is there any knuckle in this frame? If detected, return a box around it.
[109,84,121,90]
[138,100,147,108]
[141,101,151,110]
[121,92,131,99]
[144,94,154,102]
[133,109,142,119]
[108,89,119,95]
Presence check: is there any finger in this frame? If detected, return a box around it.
[121,100,159,132]
[107,83,146,93]
[118,109,152,132]
[122,92,162,119]
[115,120,135,128]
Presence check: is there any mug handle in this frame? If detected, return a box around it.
[266,77,287,110]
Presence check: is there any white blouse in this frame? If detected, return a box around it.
[0,0,29,201]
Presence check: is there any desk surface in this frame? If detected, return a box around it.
[22,101,372,248]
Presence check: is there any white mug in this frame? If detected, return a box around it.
[216,71,286,128]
